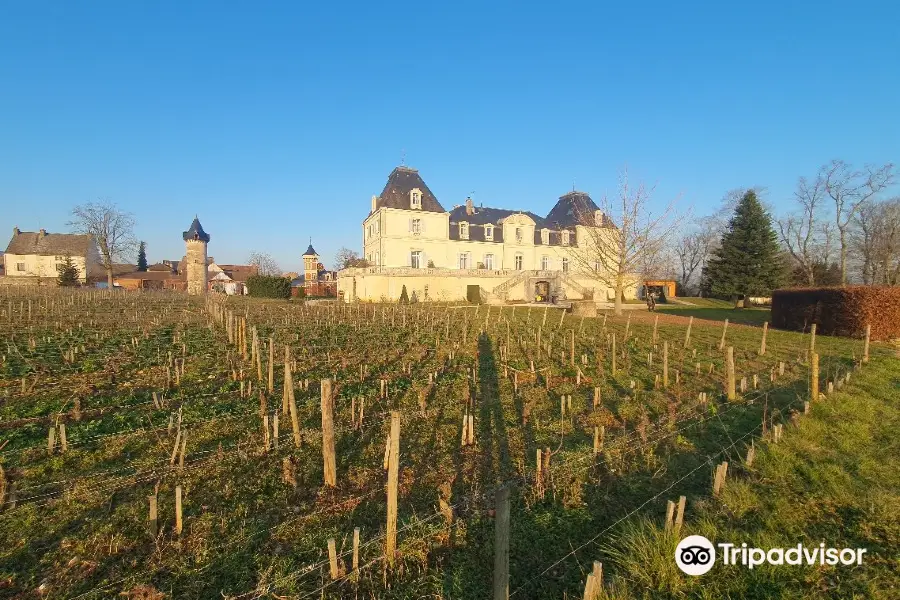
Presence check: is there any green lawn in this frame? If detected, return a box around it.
[658,298,771,326]
[597,353,900,599]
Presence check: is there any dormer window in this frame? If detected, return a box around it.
[410,188,422,209]
[515,227,523,243]
[459,222,469,240]
[484,224,494,241]
[562,230,570,245]
[541,228,549,245]
[594,210,604,226]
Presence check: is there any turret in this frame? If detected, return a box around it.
[182,216,210,295]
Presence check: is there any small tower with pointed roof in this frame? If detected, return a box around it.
[182,216,211,295]
[302,241,319,290]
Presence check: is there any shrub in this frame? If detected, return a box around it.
[399,285,409,304]
[771,286,900,340]
[246,275,291,299]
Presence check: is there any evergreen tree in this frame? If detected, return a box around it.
[57,255,80,287]
[701,190,784,304]
[137,241,148,272]
[399,285,409,304]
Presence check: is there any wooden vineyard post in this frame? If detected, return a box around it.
[268,338,274,394]
[48,426,57,453]
[59,423,67,453]
[652,314,659,345]
[611,333,616,375]
[809,323,817,355]
[663,340,669,389]
[713,462,728,496]
[570,329,575,366]
[759,321,768,355]
[493,486,511,600]
[353,527,360,573]
[725,346,736,401]
[718,319,729,350]
[175,485,183,536]
[683,316,693,348]
[386,411,400,568]
[328,538,340,580]
[148,494,158,538]
[863,323,871,363]
[810,352,819,402]
[321,379,337,487]
[665,500,675,532]
[286,360,301,448]
[582,561,602,600]
[674,495,686,536]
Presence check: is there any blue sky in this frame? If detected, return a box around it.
[1,1,898,271]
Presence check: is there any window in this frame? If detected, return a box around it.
[562,231,570,245]
[541,228,549,245]
[515,227,523,243]
[484,253,494,270]
[485,224,494,240]
[375,252,380,266]
[459,222,469,240]
[541,256,550,270]
[458,253,470,269]
[424,285,429,298]
[375,221,380,234]
[593,260,600,272]
[411,218,421,235]
[515,254,523,270]
[562,258,569,272]
[16,262,25,272]
[594,210,604,226]
[410,189,422,209]
[410,251,422,269]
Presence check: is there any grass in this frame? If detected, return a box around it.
[657,297,771,326]
[0,291,887,599]
[596,352,900,599]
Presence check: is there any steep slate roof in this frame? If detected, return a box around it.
[303,244,318,256]
[375,166,445,213]
[545,191,615,228]
[182,217,211,242]
[5,230,95,256]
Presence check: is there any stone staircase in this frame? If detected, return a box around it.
[560,273,595,300]
[491,270,530,300]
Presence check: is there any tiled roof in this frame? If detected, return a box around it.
[5,230,95,256]
[182,217,211,242]
[375,166,446,213]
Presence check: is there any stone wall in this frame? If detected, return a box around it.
[184,240,208,296]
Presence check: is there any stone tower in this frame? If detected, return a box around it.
[182,217,211,295]
[302,241,319,291]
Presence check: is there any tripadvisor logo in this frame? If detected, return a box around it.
[675,535,868,575]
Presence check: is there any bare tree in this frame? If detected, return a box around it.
[852,198,900,285]
[334,247,370,270]
[821,160,895,284]
[778,174,830,285]
[247,252,281,276]
[570,168,681,315]
[68,199,136,288]
[673,217,717,294]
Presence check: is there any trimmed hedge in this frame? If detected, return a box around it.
[771,286,900,340]
[246,275,292,299]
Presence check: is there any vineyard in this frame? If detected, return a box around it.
[0,289,882,599]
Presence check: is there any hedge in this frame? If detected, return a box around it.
[246,275,292,299]
[771,286,900,340]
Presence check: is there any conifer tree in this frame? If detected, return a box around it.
[399,285,409,304]
[137,241,148,272]
[57,255,80,287]
[701,191,784,305]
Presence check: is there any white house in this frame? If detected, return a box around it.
[3,227,102,283]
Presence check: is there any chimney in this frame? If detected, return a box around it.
[13,226,19,236]
[39,228,47,238]
[371,195,377,212]
[465,197,474,216]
